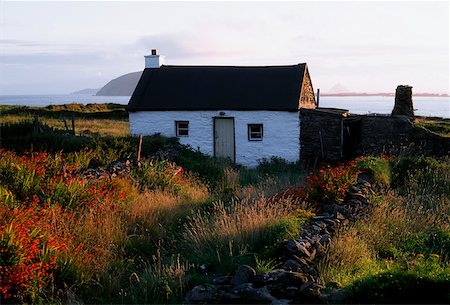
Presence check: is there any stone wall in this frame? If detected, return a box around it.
[299,68,316,109]
[358,115,413,155]
[300,108,347,161]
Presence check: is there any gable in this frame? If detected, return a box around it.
[127,64,311,112]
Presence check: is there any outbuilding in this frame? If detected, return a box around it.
[128,50,316,167]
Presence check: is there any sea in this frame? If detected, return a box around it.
[0,94,449,118]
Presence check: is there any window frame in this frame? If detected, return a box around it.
[175,120,189,137]
[248,123,263,141]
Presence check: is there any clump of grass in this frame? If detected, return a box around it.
[182,197,302,272]
[390,156,449,191]
[356,156,392,187]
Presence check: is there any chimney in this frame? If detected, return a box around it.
[144,49,164,68]
[392,85,414,117]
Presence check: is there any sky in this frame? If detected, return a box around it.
[0,0,449,95]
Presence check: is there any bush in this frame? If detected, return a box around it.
[175,148,231,187]
[306,163,357,205]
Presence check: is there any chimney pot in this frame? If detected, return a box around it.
[144,49,164,68]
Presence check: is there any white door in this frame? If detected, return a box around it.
[214,118,235,161]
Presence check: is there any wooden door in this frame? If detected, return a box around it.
[214,118,235,161]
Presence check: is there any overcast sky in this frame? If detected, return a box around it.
[0,0,448,95]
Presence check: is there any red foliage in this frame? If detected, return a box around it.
[0,149,134,301]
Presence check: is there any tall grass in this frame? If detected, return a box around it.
[183,196,302,272]
[318,157,450,303]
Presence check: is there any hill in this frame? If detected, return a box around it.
[96,71,142,96]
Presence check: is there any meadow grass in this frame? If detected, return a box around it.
[2,105,447,304]
[318,157,450,304]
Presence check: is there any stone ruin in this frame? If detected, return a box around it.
[391,85,414,117]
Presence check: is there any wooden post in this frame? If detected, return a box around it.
[33,115,39,133]
[137,135,143,162]
[71,116,76,136]
[316,88,320,107]
[63,117,69,133]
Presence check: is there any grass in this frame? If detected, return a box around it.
[318,156,450,304]
[414,116,450,138]
[2,104,448,304]
[0,105,312,303]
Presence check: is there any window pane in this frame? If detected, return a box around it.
[178,122,189,129]
[178,129,188,136]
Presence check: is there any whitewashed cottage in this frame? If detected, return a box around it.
[128,50,316,167]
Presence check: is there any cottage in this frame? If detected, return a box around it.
[128,50,316,167]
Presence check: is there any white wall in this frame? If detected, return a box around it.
[129,110,300,167]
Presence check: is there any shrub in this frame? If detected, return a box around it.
[175,148,231,187]
[306,163,357,205]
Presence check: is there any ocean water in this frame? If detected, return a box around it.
[0,94,131,107]
[0,94,448,118]
[319,96,449,118]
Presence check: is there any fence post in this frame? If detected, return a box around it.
[137,135,143,162]
[71,116,76,136]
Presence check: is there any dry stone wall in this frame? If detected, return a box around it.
[300,109,345,161]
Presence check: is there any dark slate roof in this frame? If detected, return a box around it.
[127,64,307,111]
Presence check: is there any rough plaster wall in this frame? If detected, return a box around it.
[129,111,300,167]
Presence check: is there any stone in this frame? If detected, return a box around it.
[347,191,366,201]
[228,284,277,304]
[230,265,256,287]
[335,212,346,220]
[282,259,303,272]
[319,234,331,246]
[184,284,224,304]
[348,185,361,193]
[283,239,312,258]
[213,275,232,285]
[311,213,332,220]
[322,204,348,217]
[347,199,364,206]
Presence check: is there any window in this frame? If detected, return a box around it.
[176,121,189,137]
[248,124,263,141]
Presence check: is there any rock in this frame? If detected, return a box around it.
[357,172,372,184]
[184,284,224,304]
[347,191,366,201]
[311,213,332,220]
[322,204,349,217]
[282,259,303,272]
[228,283,277,304]
[319,234,331,246]
[282,239,311,259]
[230,265,256,287]
[347,199,364,206]
[335,212,346,220]
[255,270,308,287]
[348,185,361,193]
[213,275,232,285]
